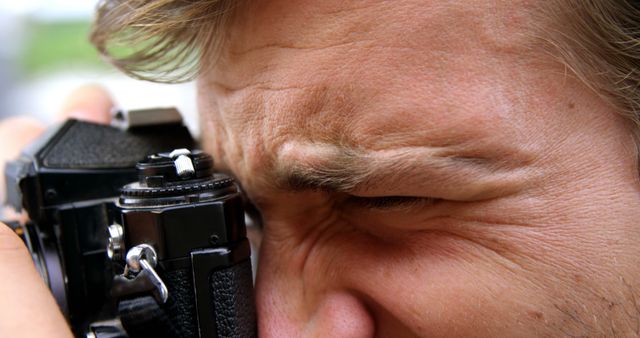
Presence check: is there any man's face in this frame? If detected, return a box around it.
[197,0,640,336]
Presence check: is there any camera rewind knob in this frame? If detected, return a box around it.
[170,148,195,178]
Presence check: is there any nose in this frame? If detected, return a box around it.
[254,242,376,337]
[256,285,375,337]
[305,292,376,337]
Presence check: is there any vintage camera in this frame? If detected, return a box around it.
[2,108,256,338]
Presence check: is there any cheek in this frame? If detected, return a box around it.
[319,232,541,335]
[255,208,561,337]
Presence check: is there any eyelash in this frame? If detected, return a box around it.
[346,195,439,210]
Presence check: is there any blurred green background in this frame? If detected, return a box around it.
[0,1,197,131]
[22,20,104,76]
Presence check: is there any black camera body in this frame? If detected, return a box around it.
[3,109,256,338]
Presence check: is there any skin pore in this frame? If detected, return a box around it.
[197,0,640,337]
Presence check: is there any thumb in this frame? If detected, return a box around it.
[0,223,72,337]
[57,84,114,124]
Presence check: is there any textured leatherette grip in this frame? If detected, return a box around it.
[40,120,194,169]
[120,268,199,338]
[211,259,257,338]
[163,268,199,338]
[118,295,182,338]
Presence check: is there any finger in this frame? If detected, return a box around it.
[0,223,72,337]
[0,116,45,162]
[0,117,45,204]
[57,84,114,124]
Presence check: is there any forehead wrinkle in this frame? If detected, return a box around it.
[213,80,310,95]
[227,0,386,57]
[228,39,370,59]
[208,75,533,196]
[206,76,361,176]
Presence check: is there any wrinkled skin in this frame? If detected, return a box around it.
[197,0,640,337]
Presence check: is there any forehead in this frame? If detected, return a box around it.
[198,0,557,181]
[214,0,540,84]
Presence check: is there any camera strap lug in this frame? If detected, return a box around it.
[111,245,180,338]
[112,244,168,304]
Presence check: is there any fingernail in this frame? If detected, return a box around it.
[64,110,110,124]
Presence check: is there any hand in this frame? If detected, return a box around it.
[0,85,113,338]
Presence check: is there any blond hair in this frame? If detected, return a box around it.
[91,1,640,132]
[90,0,237,82]
[537,1,640,136]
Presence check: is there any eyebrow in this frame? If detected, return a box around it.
[274,143,487,193]
[271,141,532,200]
[276,146,370,192]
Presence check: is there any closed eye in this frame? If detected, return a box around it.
[344,195,441,210]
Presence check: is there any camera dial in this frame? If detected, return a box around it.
[118,149,236,207]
